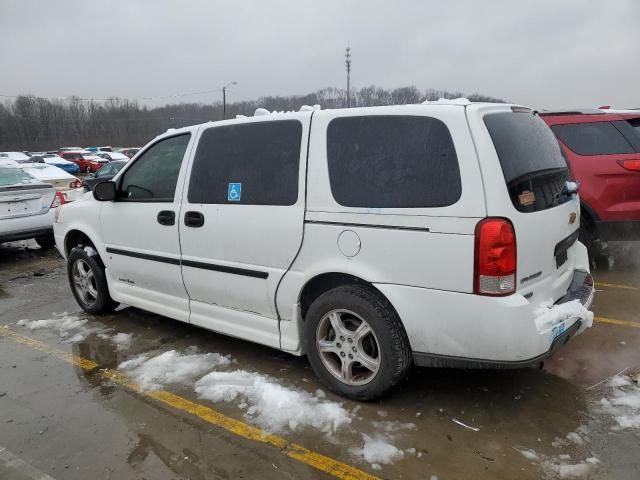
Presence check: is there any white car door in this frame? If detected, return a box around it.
[179,114,310,348]
[100,132,194,321]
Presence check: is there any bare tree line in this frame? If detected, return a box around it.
[0,86,504,151]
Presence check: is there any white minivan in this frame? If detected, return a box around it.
[54,102,594,399]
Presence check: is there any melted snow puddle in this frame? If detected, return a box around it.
[117,348,416,468]
[17,312,109,344]
[515,373,640,478]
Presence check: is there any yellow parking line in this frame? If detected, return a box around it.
[0,326,378,480]
[596,282,640,291]
[595,316,640,329]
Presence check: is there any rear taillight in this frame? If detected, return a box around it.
[50,191,66,208]
[617,159,640,172]
[69,179,83,189]
[474,218,517,296]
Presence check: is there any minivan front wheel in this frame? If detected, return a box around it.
[304,285,411,400]
[67,247,118,314]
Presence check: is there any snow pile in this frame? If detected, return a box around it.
[353,434,404,465]
[597,374,640,429]
[16,312,102,343]
[421,97,471,105]
[350,420,416,468]
[195,370,351,433]
[514,445,600,479]
[534,300,593,334]
[111,333,132,351]
[119,349,232,391]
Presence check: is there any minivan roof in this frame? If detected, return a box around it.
[156,101,521,139]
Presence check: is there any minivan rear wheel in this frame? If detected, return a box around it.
[67,247,118,314]
[303,285,411,400]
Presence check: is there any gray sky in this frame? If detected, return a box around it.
[1,0,639,109]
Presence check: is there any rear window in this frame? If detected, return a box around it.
[484,112,570,213]
[551,121,639,155]
[0,167,36,186]
[626,118,640,142]
[326,116,461,208]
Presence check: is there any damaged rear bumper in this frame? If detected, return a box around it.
[412,270,595,369]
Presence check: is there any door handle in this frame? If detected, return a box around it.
[157,210,175,226]
[184,211,205,228]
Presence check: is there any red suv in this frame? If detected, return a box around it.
[541,110,640,258]
[59,151,104,173]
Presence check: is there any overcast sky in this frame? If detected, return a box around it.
[1,0,638,109]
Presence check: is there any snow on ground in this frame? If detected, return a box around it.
[349,420,417,468]
[16,312,105,343]
[352,434,405,465]
[515,443,600,478]
[597,374,640,429]
[119,349,232,391]
[16,312,134,351]
[195,370,351,434]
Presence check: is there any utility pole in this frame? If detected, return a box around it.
[222,81,237,119]
[345,47,351,108]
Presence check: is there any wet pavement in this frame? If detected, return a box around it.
[1,240,639,479]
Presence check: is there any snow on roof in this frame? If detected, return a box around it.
[253,104,321,116]
[421,97,471,106]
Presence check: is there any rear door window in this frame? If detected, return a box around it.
[484,111,570,213]
[551,121,637,155]
[188,120,302,206]
[326,115,461,208]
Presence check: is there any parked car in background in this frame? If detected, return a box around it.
[29,154,81,174]
[86,146,113,153]
[83,160,127,191]
[59,150,107,173]
[0,151,32,163]
[0,163,58,248]
[96,151,129,162]
[17,162,84,203]
[117,147,140,159]
[54,102,594,399]
[541,109,640,260]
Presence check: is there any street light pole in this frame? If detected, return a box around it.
[222,81,237,119]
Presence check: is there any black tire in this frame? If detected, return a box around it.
[35,234,56,249]
[579,220,608,269]
[67,247,118,314]
[303,284,411,400]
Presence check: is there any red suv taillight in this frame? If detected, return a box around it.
[474,218,517,296]
[69,179,83,189]
[50,191,66,208]
[617,159,640,172]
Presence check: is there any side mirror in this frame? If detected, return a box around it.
[93,181,117,201]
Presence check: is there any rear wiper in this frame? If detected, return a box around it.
[507,167,568,187]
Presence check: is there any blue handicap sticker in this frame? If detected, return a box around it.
[228,183,242,202]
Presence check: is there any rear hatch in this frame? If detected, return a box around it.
[0,167,54,220]
[473,106,580,302]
